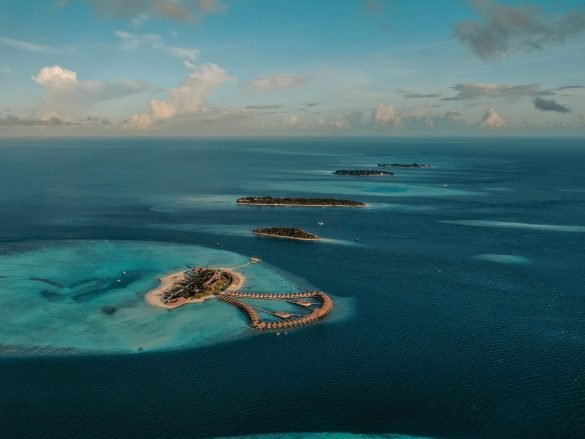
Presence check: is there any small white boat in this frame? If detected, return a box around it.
[318,222,324,226]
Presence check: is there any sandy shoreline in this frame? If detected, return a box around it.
[145,268,247,309]
[221,268,246,292]
[253,232,319,241]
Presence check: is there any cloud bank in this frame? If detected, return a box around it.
[455,0,585,60]
[396,89,442,99]
[130,63,231,128]
[480,107,506,128]
[33,65,150,120]
[444,83,550,100]
[374,103,400,126]
[533,97,570,113]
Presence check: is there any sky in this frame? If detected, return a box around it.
[0,0,584,136]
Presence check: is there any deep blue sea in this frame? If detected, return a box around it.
[1,137,584,438]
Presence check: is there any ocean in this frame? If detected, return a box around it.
[0,137,584,438]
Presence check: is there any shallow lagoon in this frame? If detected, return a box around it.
[0,240,307,354]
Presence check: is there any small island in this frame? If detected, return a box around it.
[378,163,431,168]
[146,266,245,309]
[333,169,394,176]
[237,196,366,207]
[145,257,334,331]
[254,227,319,241]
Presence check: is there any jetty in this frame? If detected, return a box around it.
[218,290,333,331]
[146,257,333,331]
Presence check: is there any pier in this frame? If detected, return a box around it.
[217,290,333,331]
[146,259,333,330]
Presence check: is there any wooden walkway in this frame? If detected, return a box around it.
[217,290,333,331]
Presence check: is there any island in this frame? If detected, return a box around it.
[333,169,394,176]
[145,257,334,331]
[377,163,431,168]
[253,227,319,241]
[146,266,244,309]
[237,196,366,207]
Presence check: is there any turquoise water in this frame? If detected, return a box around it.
[218,434,432,439]
[473,254,532,265]
[0,240,305,354]
[443,219,585,232]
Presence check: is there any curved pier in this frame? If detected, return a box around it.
[217,290,333,331]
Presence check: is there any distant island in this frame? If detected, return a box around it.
[237,196,366,207]
[254,227,319,241]
[378,163,431,168]
[333,169,394,176]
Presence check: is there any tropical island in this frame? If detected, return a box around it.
[253,227,319,241]
[237,196,366,207]
[378,163,431,168]
[333,169,395,176]
[145,258,334,331]
[146,266,246,309]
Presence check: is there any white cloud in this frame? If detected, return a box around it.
[374,103,400,126]
[0,36,71,54]
[33,65,78,87]
[283,114,300,127]
[114,30,199,60]
[115,31,158,49]
[33,65,150,120]
[249,74,305,91]
[166,46,199,61]
[130,62,232,128]
[444,83,551,101]
[480,108,506,128]
[334,116,351,129]
[313,115,352,130]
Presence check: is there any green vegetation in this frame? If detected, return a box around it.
[254,227,319,240]
[162,268,232,304]
[237,196,365,206]
[378,163,430,168]
[333,169,394,176]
